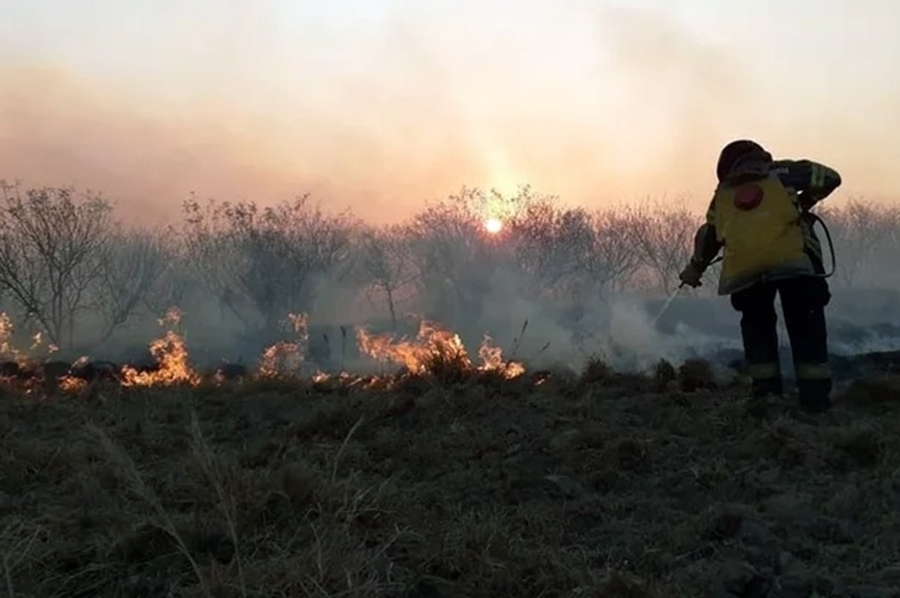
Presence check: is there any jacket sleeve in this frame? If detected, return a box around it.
[769,159,842,210]
[689,195,723,270]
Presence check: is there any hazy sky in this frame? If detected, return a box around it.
[0,0,897,224]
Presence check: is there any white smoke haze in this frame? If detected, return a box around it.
[0,179,895,384]
[1,1,899,222]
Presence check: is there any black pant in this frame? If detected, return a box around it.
[730,276,832,411]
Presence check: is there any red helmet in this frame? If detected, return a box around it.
[716,139,772,181]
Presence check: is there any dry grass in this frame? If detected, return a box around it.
[2,366,900,597]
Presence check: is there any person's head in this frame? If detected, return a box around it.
[716,139,773,182]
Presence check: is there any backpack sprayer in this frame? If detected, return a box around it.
[650,210,836,327]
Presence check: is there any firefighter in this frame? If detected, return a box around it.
[678,140,842,414]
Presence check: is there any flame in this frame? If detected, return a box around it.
[257,312,309,379]
[58,376,87,394]
[120,307,200,387]
[478,334,526,378]
[0,313,13,353]
[356,320,525,379]
[309,370,366,389]
[57,355,91,395]
[0,312,26,366]
[0,312,56,369]
[0,309,528,397]
[356,320,465,375]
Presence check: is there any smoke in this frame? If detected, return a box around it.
[0,187,897,377]
[2,0,899,227]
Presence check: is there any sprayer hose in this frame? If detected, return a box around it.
[806,212,837,278]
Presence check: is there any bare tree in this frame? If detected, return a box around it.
[358,224,417,330]
[93,227,171,345]
[0,182,113,350]
[818,198,898,288]
[579,209,643,292]
[141,229,193,316]
[508,201,587,298]
[626,201,699,294]
[509,205,644,302]
[181,194,356,337]
[406,198,495,322]
[403,186,548,323]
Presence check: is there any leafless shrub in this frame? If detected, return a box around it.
[625,199,698,294]
[0,182,114,350]
[508,200,589,300]
[817,198,900,288]
[405,190,513,322]
[94,227,170,346]
[358,224,417,330]
[579,208,644,293]
[181,194,357,337]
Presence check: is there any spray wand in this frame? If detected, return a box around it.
[651,255,723,327]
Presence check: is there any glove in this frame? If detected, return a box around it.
[678,261,704,288]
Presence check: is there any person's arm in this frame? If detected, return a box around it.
[769,159,842,210]
[688,195,723,270]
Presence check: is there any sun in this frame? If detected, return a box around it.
[484,218,503,234]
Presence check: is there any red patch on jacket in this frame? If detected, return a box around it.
[733,184,764,210]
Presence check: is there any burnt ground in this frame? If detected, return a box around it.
[2,365,900,598]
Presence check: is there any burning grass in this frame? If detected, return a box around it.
[3,309,900,596]
[0,307,528,400]
[356,322,526,382]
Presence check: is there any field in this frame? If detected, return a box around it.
[0,183,899,597]
[3,353,900,598]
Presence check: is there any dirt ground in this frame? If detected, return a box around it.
[2,364,900,598]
